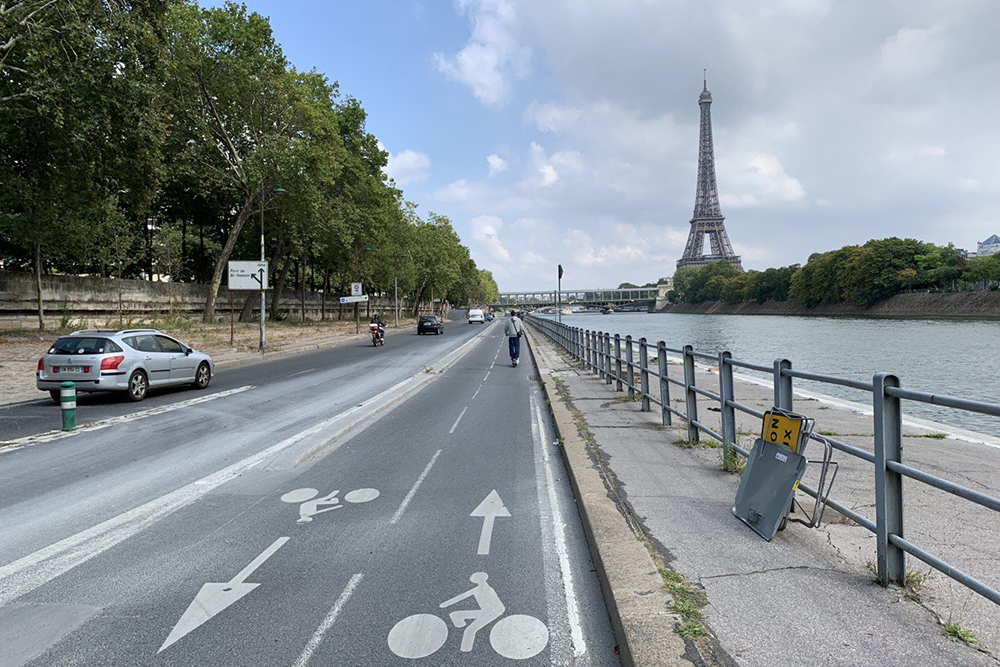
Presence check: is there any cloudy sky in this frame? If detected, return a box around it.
[232,0,1000,291]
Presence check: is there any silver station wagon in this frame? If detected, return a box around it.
[36,329,214,402]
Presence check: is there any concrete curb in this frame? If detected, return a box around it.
[523,327,692,667]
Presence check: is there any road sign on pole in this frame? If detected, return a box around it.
[351,282,363,297]
[228,261,268,290]
[339,295,369,304]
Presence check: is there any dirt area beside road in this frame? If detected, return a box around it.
[0,317,418,405]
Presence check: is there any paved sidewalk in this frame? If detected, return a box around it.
[530,329,998,667]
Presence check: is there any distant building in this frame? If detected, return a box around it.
[978,234,1000,257]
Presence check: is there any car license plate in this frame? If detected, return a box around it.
[60,366,83,374]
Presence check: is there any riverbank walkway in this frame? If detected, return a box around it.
[526,325,999,666]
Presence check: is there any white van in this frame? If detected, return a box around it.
[468,308,485,324]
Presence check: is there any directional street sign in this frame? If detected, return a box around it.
[470,490,510,556]
[228,261,268,290]
[159,537,288,652]
[340,295,369,304]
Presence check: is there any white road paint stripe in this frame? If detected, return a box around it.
[293,573,364,667]
[471,384,483,400]
[0,385,255,451]
[287,368,316,378]
[390,449,443,524]
[449,406,468,434]
[531,392,586,658]
[483,370,491,382]
[490,361,495,369]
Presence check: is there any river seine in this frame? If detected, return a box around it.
[544,311,999,436]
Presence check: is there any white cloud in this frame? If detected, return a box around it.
[719,153,806,207]
[879,25,947,80]
[470,214,511,261]
[433,0,530,107]
[384,148,431,185]
[433,178,484,202]
[487,153,508,176]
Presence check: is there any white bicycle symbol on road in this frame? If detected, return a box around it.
[280,487,379,523]
[387,572,548,660]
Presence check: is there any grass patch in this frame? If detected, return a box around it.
[639,534,709,641]
[903,569,930,601]
[916,432,949,439]
[673,437,720,450]
[817,429,840,436]
[943,622,979,646]
[720,446,746,475]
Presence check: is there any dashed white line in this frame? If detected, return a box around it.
[471,384,484,400]
[293,573,364,667]
[449,406,469,434]
[483,370,491,382]
[288,369,316,378]
[390,449,443,524]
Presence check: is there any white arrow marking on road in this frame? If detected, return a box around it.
[159,536,289,653]
[470,490,511,555]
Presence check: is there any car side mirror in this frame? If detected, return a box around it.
[185,347,192,356]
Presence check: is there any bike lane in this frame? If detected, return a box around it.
[17,328,618,666]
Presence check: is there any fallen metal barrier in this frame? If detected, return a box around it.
[528,315,1000,607]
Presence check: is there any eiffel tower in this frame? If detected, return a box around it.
[676,75,743,271]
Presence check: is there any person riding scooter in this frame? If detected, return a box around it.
[370,314,386,345]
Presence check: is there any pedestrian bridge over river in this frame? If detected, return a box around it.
[494,285,668,310]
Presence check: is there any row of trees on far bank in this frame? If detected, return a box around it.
[669,238,1000,308]
[0,1,498,328]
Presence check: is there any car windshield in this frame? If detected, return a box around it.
[420,316,436,322]
[48,337,111,355]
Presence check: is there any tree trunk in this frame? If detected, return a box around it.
[412,282,427,318]
[321,267,329,321]
[34,243,44,331]
[181,218,188,282]
[203,200,254,322]
[269,255,293,320]
[239,292,257,323]
[300,259,306,321]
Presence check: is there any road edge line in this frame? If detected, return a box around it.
[523,326,691,667]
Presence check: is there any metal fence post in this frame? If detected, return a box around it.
[873,372,905,586]
[683,345,699,443]
[614,334,623,391]
[605,333,613,385]
[639,338,650,412]
[657,341,671,425]
[585,330,593,371]
[773,358,793,410]
[625,335,635,399]
[718,351,736,463]
[595,331,603,379]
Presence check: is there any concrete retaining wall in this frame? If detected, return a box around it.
[655,290,1000,319]
[0,271,432,329]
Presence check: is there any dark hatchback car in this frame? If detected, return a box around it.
[417,315,444,335]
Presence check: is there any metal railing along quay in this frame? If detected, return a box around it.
[527,315,1000,607]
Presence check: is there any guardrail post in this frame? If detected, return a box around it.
[639,338,650,412]
[614,334,623,391]
[718,351,736,463]
[683,345,699,443]
[605,333,613,385]
[625,335,635,399]
[657,342,671,425]
[60,381,76,431]
[773,358,793,410]
[585,330,592,371]
[873,372,905,586]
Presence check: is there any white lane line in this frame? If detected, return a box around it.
[293,573,364,667]
[483,370,491,382]
[490,361,495,369]
[471,384,483,400]
[288,369,316,378]
[531,392,586,658]
[449,406,469,434]
[390,449,443,524]
[0,386,255,451]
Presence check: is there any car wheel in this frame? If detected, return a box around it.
[192,362,211,389]
[127,370,148,402]
[49,390,60,403]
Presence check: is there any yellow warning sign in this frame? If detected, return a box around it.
[762,410,805,452]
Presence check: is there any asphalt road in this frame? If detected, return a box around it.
[0,317,620,666]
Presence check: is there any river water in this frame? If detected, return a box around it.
[542,312,1000,436]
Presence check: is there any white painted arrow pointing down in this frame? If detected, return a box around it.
[470,490,511,556]
[159,536,289,653]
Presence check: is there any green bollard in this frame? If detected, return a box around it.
[60,381,76,431]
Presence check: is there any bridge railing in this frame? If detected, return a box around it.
[526,315,1000,608]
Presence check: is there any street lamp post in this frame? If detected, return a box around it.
[259,183,286,352]
[557,264,564,323]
